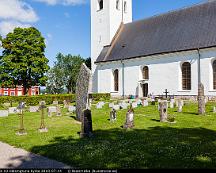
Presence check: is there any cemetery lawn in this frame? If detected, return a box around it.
[1,102,216,168]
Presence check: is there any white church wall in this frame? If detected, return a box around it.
[96,47,216,97]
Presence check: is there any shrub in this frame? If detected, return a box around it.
[89,93,111,101]
[0,94,75,106]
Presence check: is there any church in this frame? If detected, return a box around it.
[91,0,216,99]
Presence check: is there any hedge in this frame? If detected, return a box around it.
[0,93,110,106]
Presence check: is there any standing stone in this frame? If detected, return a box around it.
[178,100,183,112]
[198,83,205,115]
[113,105,120,111]
[132,102,137,108]
[143,100,148,107]
[75,63,92,121]
[159,101,168,122]
[124,106,134,129]
[110,108,117,122]
[96,102,103,109]
[76,63,93,138]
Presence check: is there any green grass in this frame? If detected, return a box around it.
[1,102,216,168]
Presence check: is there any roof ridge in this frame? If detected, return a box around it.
[126,0,213,26]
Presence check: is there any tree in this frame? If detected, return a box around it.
[85,57,91,70]
[0,27,49,95]
[46,53,85,94]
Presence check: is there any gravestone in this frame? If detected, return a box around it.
[159,101,168,122]
[16,102,27,136]
[124,106,134,129]
[0,110,9,117]
[75,63,93,138]
[110,108,117,122]
[170,101,174,109]
[48,106,57,117]
[120,103,128,109]
[96,102,103,109]
[63,100,70,109]
[8,107,18,114]
[143,100,148,107]
[113,105,120,111]
[29,106,40,113]
[109,103,114,108]
[68,106,76,113]
[132,102,137,108]
[56,105,62,116]
[53,101,58,105]
[178,100,183,112]
[39,101,46,105]
[39,101,48,133]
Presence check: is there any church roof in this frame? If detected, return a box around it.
[96,1,216,63]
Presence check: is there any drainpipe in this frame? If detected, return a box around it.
[121,59,125,99]
[197,48,201,85]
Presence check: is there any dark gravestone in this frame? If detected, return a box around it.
[76,63,93,138]
[80,109,93,138]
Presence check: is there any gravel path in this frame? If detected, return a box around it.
[0,141,71,169]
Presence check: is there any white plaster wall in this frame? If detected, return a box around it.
[96,48,216,97]
[91,0,132,93]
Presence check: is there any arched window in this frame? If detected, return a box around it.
[114,69,119,91]
[213,60,216,89]
[98,0,103,10]
[142,66,149,79]
[116,0,120,10]
[124,1,127,13]
[182,62,191,90]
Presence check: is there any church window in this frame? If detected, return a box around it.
[182,62,191,90]
[116,0,120,10]
[114,69,119,91]
[213,60,216,89]
[98,0,103,10]
[142,66,149,80]
[124,1,127,13]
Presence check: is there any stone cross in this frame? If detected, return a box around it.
[16,101,27,136]
[75,63,93,138]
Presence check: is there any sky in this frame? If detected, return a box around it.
[0,0,207,67]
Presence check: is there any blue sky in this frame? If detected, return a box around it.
[0,0,206,67]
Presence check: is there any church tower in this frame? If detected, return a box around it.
[91,0,132,92]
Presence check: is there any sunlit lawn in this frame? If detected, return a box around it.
[1,101,216,168]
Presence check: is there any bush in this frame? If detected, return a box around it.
[0,94,75,106]
[167,114,175,122]
[89,93,111,101]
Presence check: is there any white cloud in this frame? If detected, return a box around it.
[0,0,39,23]
[0,21,31,36]
[34,0,86,6]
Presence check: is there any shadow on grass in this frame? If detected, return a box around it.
[9,127,216,169]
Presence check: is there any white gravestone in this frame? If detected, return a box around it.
[132,102,137,108]
[48,106,57,117]
[96,103,103,109]
[0,110,9,117]
[109,103,114,108]
[113,105,120,111]
[68,106,76,112]
[8,107,17,114]
[170,102,174,108]
[143,100,148,107]
[29,106,40,112]
[120,103,128,109]
[178,100,183,112]
[213,107,216,113]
